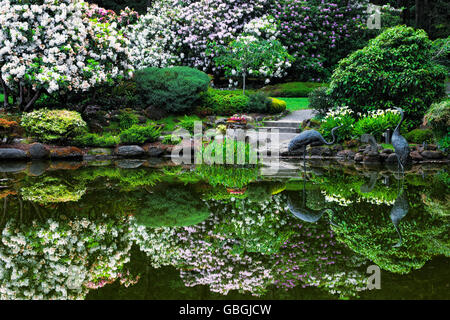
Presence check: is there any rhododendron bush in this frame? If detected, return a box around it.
[271,0,371,82]
[0,0,133,111]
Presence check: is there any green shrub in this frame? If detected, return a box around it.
[309,87,334,116]
[179,115,201,134]
[404,129,434,144]
[21,109,87,143]
[200,88,249,115]
[329,26,446,127]
[72,132,120,147]
[269,98,287,114]
[197,138,258,165]
[320,106,355,143]
[247,92,272,113]
[438,134,450,151]
[195,165,259,189]
[353,109,403,141]
[135,66,210,114]
[118,109,139,130]
[260,82,327,97]
[162,135,181,145]
[119,124,161,144]
[424,100,450,139]
[431,36,450,70]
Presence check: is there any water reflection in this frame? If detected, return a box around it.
[389,188,409,248]
[0,163,448,299]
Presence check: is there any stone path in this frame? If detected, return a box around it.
[258,109,316,144]
[278,109,317,122]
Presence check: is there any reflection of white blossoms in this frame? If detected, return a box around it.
[322,191,353,207]
[0,216,133,299]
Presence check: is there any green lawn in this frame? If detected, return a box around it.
[0,93,13,104]
[275,97,310,111]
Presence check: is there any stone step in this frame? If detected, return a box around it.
[263,121,301,128]
[258,127,300,134]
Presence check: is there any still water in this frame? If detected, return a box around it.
[0,160,448,299]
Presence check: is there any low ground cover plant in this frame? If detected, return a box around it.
[21,109,87,143]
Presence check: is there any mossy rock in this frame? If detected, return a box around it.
[404,129,434,144]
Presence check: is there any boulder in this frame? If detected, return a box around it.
[421,150,444,159]
[28,143,50,159]
[147,146,165,157]
[50,147,83,160]
[410,151,424,161]
[215,118,227,126]
[87,148,113,156]
[381,148,393,154]
[309,147,324,156]
[336,150,356,160]
[354,153,364,162]
[385,153,398,164]
[378,153,389,162]
[363,153,381,163]
[0,148,28,160]
[321,147,333,157]
[115,145,145,157]
[144,105,167,120]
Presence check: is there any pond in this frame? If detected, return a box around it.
[0,160,448,300]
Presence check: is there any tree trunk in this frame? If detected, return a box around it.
[415,0,422,28]
[19,83,23,106]
[23,89,41,112]
[242,72,246,96]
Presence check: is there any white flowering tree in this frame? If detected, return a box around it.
[125,1,181,69]
[0,0,133,111]
[210,35,293,94]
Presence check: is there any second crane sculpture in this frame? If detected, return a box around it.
[288,125,342,161]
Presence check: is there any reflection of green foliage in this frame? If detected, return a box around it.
[135,187,210,228]
[310,170,397,204]
[161,167,202,185]
[422,170,450,217]
[195,165,259,189]
[20,176,86,204]
[213,195,292,255]
[201,185,248,201]
[331,202,449,274]
[247,181,286,202]
[75,167,162,191]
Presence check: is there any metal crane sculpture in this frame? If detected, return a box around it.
[288,125,342,161]
[389,188,409,248]
[391,108,411,173]
[287,190,335,224]
[286,163,337,225]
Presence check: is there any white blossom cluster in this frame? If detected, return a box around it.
[125,1,181,69]
[242,15,279,40]
[0,0,132,94]
[325,106,355,120]
[174,0,269,71]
